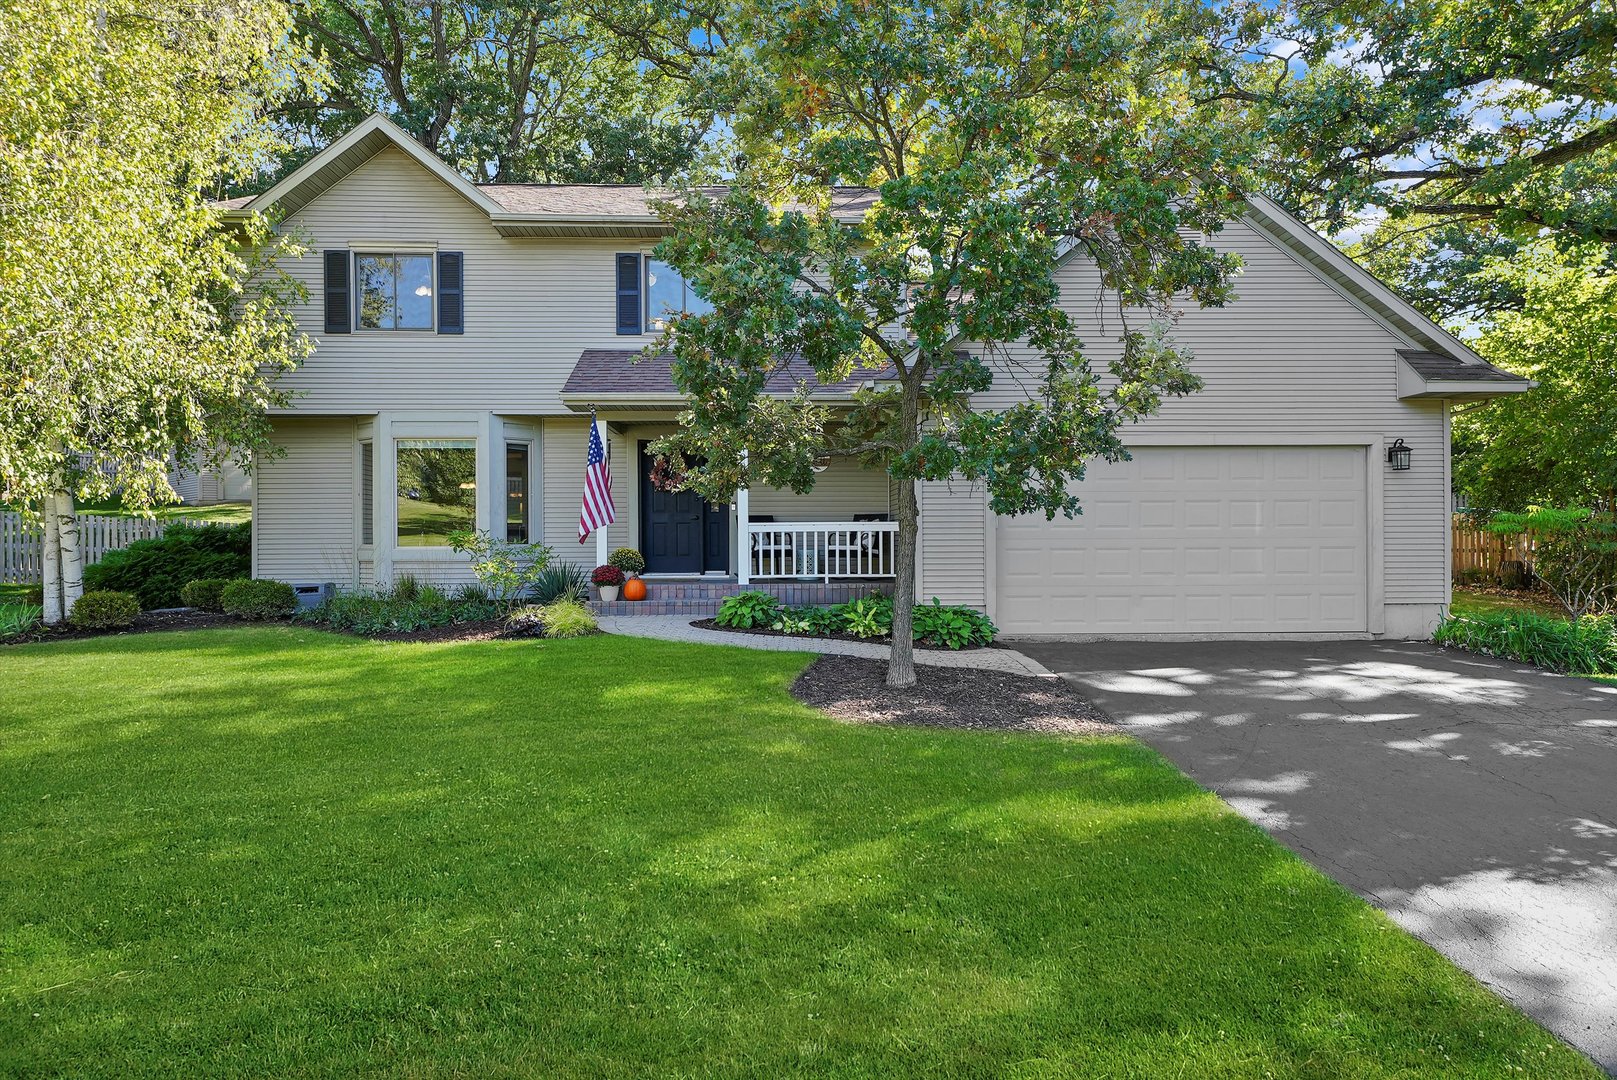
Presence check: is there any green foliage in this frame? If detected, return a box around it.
[447,530,555,605]
[297,589,501,635]
[220,580,297,621]
[1234,1,1617,281]
[1435,611,1617,676]
[715,590,782,629]
[628,0,1249,683]
[537,598,598,640]
[608,548,646,575]
[68,590,140,630]
[530,561,590,605]
[1448,245,1617,509]
[179,578,233,613]
[387,574,422,602]
[1487,507,1617,619]
[911,598,998,649]
[0,603,43,639]
[277,0,698,188]
[834,595,893,640]
[0,0,317,511]
[82,522,251,610]
[769,605,840,636]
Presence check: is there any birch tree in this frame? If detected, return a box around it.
[0,0,316,619]
[635,0,1254,686]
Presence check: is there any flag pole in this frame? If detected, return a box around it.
[593,409,610,569]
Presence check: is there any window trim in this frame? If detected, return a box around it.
[352,250,438,333]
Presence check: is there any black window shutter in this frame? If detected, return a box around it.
[323,250,351,335]
[437,251,464,334]
[616,253,642,335]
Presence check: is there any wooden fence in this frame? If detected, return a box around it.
[1,512,208,584]
[1452,515,1534,580]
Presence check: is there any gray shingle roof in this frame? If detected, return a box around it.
[476,184,878,220]
[1397,349,1528,384]
[563,349,890,398]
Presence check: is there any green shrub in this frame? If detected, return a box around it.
[221,579,297,621]
[69,590,139,630]
[1434,611,1617,675]
[834,594,893,639]
[539,598,597,639]
[716,590,782,628]
[21,583,44,606]
[770,605,840,636]
[447,529,555,604]
[387,574,421,602]
[912,598,997,649]
[82,522,250,609]
[530,561,590,605]
[297,589,501,635]
[456,582,490,603]
[608,548,646,575]
[179,578,232,613]
[0,603,43,639]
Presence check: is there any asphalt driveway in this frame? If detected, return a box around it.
[1016,639,1617,1074]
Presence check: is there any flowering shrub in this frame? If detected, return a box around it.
[592,564,625,587]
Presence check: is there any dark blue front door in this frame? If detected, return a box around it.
[639,443,728,574]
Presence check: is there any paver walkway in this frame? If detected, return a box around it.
[598,615,1053,677]
[1018,638,1617,1075]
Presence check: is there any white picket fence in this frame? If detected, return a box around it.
[1,511,211,584]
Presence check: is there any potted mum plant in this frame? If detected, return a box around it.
[609,547,647,600]
[592,564,625,601]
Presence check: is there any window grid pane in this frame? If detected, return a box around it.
[355,253,433,330]
[396,439,476,547]
[506,443,529,543]
[360,441,374,545]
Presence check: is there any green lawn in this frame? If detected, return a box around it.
[1451,587,1563,619]
[76,498,252,525]
[0,582,34,605]
[0,630,1596,1078]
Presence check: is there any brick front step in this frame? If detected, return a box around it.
[589,579,889,617]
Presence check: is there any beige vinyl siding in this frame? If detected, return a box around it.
[541,417,631,555]
[254,417,358,586]
[950,214,1448,612]
[750,458,889,521]
[271,146,663,415]
[919,477,987,609]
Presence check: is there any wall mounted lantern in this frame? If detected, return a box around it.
[1386,438,1412,471]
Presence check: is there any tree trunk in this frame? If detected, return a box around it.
[54,489,83,617]
[887,472,919,688]
[42,493,63,625]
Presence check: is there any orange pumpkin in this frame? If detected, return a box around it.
[622,576,647,601]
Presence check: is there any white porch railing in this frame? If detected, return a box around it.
[744,521,897,582]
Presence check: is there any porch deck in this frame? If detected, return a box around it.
[589,577,890,618]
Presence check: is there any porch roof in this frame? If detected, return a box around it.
[560,349,892,412]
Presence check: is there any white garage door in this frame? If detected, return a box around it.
[995,446,1368,635]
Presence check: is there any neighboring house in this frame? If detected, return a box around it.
[223,113,1530,639]
[169,454,253,506]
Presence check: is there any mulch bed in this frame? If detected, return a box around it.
[791,655,1117,736]
[363,618,512,643]
[691,618,995,651]
[4,609,256,645]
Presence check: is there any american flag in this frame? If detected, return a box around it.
[578,417,616,543]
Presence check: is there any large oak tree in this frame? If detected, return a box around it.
[630,0,1255,686]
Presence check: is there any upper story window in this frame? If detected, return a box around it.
[642,259,711,333]
[356,253,434,330]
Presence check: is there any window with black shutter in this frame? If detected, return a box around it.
[616,253,642,335]
[323,250,351,334]
[437,251,464,334]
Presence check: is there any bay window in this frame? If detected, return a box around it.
[396,439,476,546]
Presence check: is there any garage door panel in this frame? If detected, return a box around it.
[994,446,1368,635]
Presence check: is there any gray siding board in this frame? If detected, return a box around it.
[254,417,358,586]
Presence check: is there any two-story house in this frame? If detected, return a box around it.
[225,113,1528,639]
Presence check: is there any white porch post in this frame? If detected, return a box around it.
[594,416,611,569]
[736,450,750,585]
